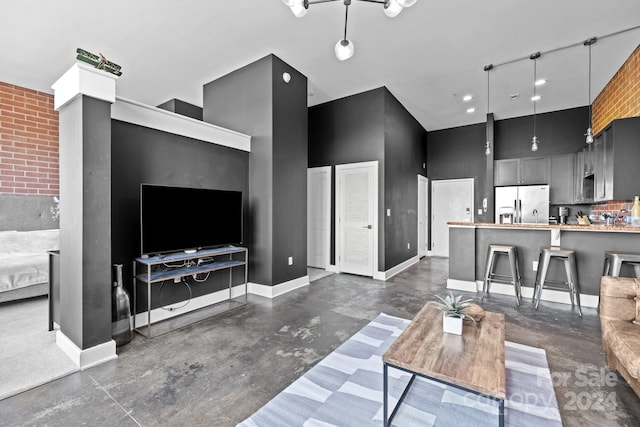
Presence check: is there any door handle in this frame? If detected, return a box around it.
[362,225,372,229]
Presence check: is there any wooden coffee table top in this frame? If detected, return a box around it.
[383,301,505,399]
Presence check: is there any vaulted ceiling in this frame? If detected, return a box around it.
[2,0,639,131]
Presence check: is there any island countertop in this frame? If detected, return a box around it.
[447,221,640,233]
[447,221,640,303]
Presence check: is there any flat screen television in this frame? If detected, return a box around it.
[140,184,243,255]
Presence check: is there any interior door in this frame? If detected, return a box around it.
[336,162,377,277]
[307,167,331,269]
[418,175,429,257]
[431,178,474,257]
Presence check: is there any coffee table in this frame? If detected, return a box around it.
[382,301,505,426]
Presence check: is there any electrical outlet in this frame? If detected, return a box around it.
[532,261,538,272]
[387,209,391,217]
[288,256,293,266]
[478,209,483,215]
[407,243,410,249]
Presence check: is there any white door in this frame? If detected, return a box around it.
[336,161,378,277]
[418,175,429,258]
[307,167,331,269]
[431,178,474,257]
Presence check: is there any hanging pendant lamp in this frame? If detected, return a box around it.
[530,52,541,152]
[484,64,493,156]
[335,1,354,61]
[584,37,597,144]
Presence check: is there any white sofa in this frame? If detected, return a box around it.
[0,229,59,303]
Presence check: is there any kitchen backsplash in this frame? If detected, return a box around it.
[590,200,634,218]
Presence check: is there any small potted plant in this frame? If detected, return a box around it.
[434,292,476,335]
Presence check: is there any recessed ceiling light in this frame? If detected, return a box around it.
[535,79,547,86]
[531,95,541,101]
[462,94,473,102]
[466,107,476,113]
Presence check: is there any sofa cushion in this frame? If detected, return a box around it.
[602,319,640,380]
[599,276,639,323]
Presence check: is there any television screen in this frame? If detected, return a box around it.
[140,184,243,255]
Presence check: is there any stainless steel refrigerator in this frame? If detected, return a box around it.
[495,185,550,224]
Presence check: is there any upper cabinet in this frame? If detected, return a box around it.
[549,154,574,204]
[494,156,549,186]
[592,117,640,202]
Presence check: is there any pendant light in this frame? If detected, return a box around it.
[484,64,493,156]
[584,37,597,144]
[530,52,541,152]
[335,1,354,61]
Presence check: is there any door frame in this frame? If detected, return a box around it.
[431,178,474,257]
[335,161,379,277]
[307,166,332,270]
[417,174,429,258]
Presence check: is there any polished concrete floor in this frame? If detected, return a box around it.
[1,256,639,426]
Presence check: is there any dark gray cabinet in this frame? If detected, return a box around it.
[550,154,574,204]
[494,157,549,186]
[593,118,640,202]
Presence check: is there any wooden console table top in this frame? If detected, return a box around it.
[383,301,505,399]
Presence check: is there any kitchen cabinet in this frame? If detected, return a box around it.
[494,156,549,186]
[592,117,640,202]
[549,154,574,204]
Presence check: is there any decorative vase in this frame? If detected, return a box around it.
[112,264,132,346]
[442,313,463,335]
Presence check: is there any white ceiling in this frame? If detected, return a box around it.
[2,1,639,131]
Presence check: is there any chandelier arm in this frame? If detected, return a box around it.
[356,0,388,4]
[588,43,592,127]
[306,0,341,5]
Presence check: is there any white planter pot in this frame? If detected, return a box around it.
[442,313,463,335]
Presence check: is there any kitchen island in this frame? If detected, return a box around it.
[447,222,640,308]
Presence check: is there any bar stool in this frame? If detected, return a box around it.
[482,244,522,305]
[603,251,640,278]
[533,247,582,316]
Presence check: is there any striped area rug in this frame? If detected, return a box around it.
[238,313,562,426]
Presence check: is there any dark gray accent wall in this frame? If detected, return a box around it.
[272,56,308,284]
[427,122,488,223]
[111,120,249,312]
[0,194,58,231]
[383,90,427,270]
[308,87,427,271]
[494,106,589,159]
[156,99,203,121]
[308,88,385,266]
[58,95,112,350]
[202,54,308,286]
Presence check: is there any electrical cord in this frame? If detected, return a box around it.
[158,279,192,311]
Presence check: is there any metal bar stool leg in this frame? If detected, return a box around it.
[514,248,523,304]
[562,258,576,307]
[482,247,496,300]
[610,256,623,277]
[534,250,551,310]
[508,248,521,306]
[568,253,582,316]
[603,255,611,276]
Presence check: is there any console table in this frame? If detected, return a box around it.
[133,246,248,338]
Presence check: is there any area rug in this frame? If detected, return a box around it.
[0,297,79,400]
[238,313,562,426]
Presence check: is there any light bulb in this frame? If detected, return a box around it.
[585,127,593,144]
[384,0,403,17]
[335,39,354,61]
[531,136,539,152]
[290,0,307,17]
[397,0,418,6]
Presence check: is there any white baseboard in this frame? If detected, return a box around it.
[446,279,598,308]
[56,331,117,370]
[373,256,420,281]
[248,275,310,298]
[134,284,247,327]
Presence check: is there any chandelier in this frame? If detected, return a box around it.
[282,0,418,61]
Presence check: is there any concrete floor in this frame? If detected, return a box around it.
[1,256,639,426]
